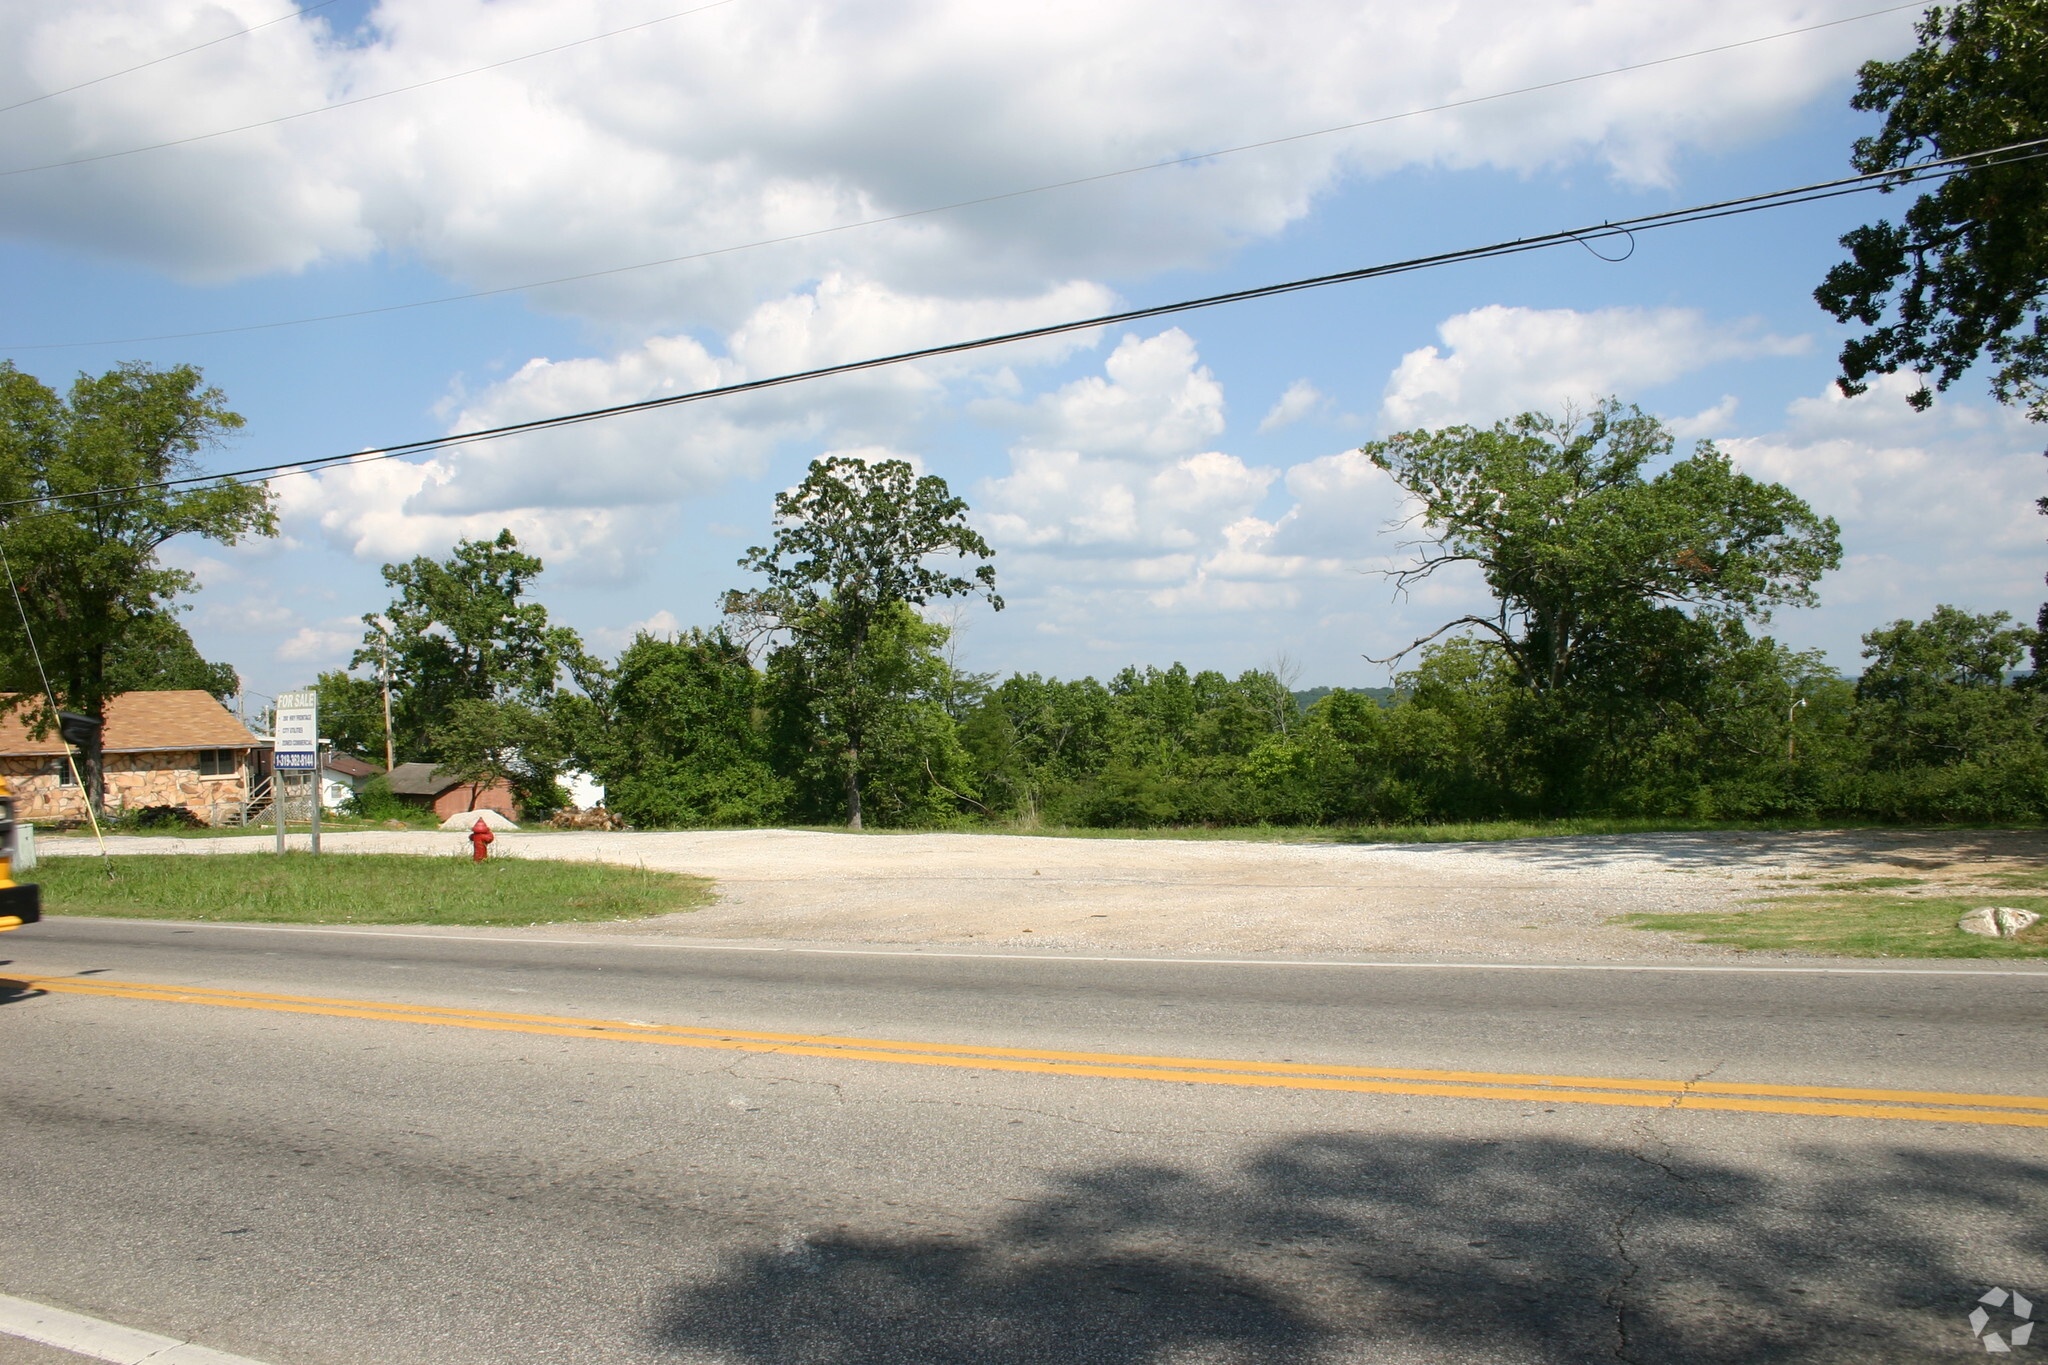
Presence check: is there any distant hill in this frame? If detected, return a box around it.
[1292,686,1397,712]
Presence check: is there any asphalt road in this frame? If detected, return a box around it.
[3,916,2045,1365]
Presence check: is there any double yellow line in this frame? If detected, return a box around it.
[13,973,2048,1128]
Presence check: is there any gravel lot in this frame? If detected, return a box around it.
[42,825,2048,961]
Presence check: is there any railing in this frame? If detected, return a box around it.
[211,773,277,828]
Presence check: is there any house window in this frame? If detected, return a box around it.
[198,749,240,778]
[50,758,76,787]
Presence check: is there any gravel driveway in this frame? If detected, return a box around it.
[42,825,2048,961]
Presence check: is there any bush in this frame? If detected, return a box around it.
[343,776,433,825]
[112,804,203,831]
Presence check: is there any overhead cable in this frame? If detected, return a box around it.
[8,135,2043,519]
[0,0,1927,351]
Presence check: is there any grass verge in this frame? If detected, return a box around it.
[1620,892,2048,959]
[55,816,2048,846]
[924,817,2046,845]
[41,816,452,839]
[30,852,713,927]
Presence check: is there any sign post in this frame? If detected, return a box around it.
[273,690,318,856]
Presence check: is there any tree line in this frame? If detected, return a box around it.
[309,409,2046,830]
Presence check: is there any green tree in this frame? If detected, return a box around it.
[0,361,272,808]
[724,456,1000,828]
[358,530,586,761]
[958,672,1117,824]
[1855,605,2044,767]
[432,697,559,815]
[581,629,788,828]
[761,601,977,827]
[1816,0,2048,418]
[1364,401,1842,694]
[104,611,239,700]
[1362,401,1841,812]
[314,670,389,762]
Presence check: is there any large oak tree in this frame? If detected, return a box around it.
[1364,400,1842,695]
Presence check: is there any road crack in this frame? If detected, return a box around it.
[1604,1062,1720,1363]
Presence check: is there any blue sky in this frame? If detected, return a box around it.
[2,0,2038,709]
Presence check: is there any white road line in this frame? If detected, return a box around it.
[35,917,2048,977]
[0,1293,277,1365]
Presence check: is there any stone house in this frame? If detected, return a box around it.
[0,691,264,826]
[385,762,521,821]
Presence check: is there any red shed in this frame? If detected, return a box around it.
[384,762,521,821]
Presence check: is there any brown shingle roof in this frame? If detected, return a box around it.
[0,691,260,755]
[385,761,463,797]
[324,753,384,779]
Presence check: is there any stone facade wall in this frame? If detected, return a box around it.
[0,755,80,821]
[0,751,255,826]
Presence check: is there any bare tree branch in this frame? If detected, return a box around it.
[1364,614,1514,667]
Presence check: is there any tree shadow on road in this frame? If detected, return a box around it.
[654,1130,2044,1364]
[0,975,48,1005]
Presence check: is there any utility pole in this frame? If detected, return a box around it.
[377,621,396,773]
[1787,696,1807,762]
[310,740,324,855]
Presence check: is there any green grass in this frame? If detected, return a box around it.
[1620,892,2048,959]
[774,816,2048,844]
[916,816,2030,845]
[30,853,713,927]
[39,816,590,840]
[55,815,2048,848]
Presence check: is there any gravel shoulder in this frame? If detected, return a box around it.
[39,825,2048,961]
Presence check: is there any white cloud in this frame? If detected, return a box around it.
[972,308,2045,675]
[197,597,298,633]
[1258,379,1324,433]
[276,276,1112,574]
[586,608,685,654]
[1667,395,1741,442]
[1722,374,2047,629]
[0,1,1910,327]
[982,447,1274,553]
[811,445,927,475]
[978,331,1266,562]
[1379,304,1806,430]
[978,329,1225,461]
[275,451,679,582]
[973,328,1404,640]
[1267,448,1413,561]
[276,623,359,666]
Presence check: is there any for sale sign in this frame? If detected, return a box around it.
[273,689,318,770]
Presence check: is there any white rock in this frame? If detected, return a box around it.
[1959,906,2039,938]
[1995,907,2040,938]
[439,808,519,832]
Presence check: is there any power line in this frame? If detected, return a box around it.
[8,135,2042,520]
[0,0,1927,352]
[0,0,747,179]
[0,0,345,116]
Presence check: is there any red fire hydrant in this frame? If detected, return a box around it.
[469,817,495,863]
